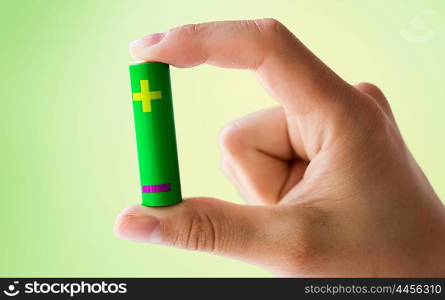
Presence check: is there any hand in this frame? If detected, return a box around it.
[115,19,445,276]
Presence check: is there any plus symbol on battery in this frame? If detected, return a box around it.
[133,80,162,113]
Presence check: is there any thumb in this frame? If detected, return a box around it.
[114,198,286,267]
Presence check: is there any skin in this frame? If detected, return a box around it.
[114,19,445,277]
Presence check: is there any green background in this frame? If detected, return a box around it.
[0,0,444,277]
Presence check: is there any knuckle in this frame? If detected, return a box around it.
[249,18,294,65]
[357,82,384,99]
[360,98,390,129]
[358,81,381,92]
[218,121,245,156]
[170,205,217,252]
[356,82,390,107]
[254,18,289,40]
[256,18,284,32]
[174,23,202,37]
[346,85,390,132]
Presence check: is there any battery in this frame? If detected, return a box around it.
[129,62,182,206]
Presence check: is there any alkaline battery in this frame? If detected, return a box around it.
[129,62,182,206]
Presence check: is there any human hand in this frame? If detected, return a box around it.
[115,19,445,276]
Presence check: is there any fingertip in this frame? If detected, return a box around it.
[115,204,145,220]
[129,32,166,59]
[114,205,161,243]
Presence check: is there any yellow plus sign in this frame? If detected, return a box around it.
[132,80,162,112]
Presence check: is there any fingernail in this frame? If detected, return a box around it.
[130,32,166,50]
[115,215,162,243]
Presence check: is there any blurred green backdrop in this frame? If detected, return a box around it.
[0,0,444,277]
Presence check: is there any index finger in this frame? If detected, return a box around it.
[129,19,353,115]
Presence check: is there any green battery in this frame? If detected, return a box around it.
[129,62,182,206]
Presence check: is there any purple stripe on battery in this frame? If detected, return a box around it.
[142,183,171,193]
